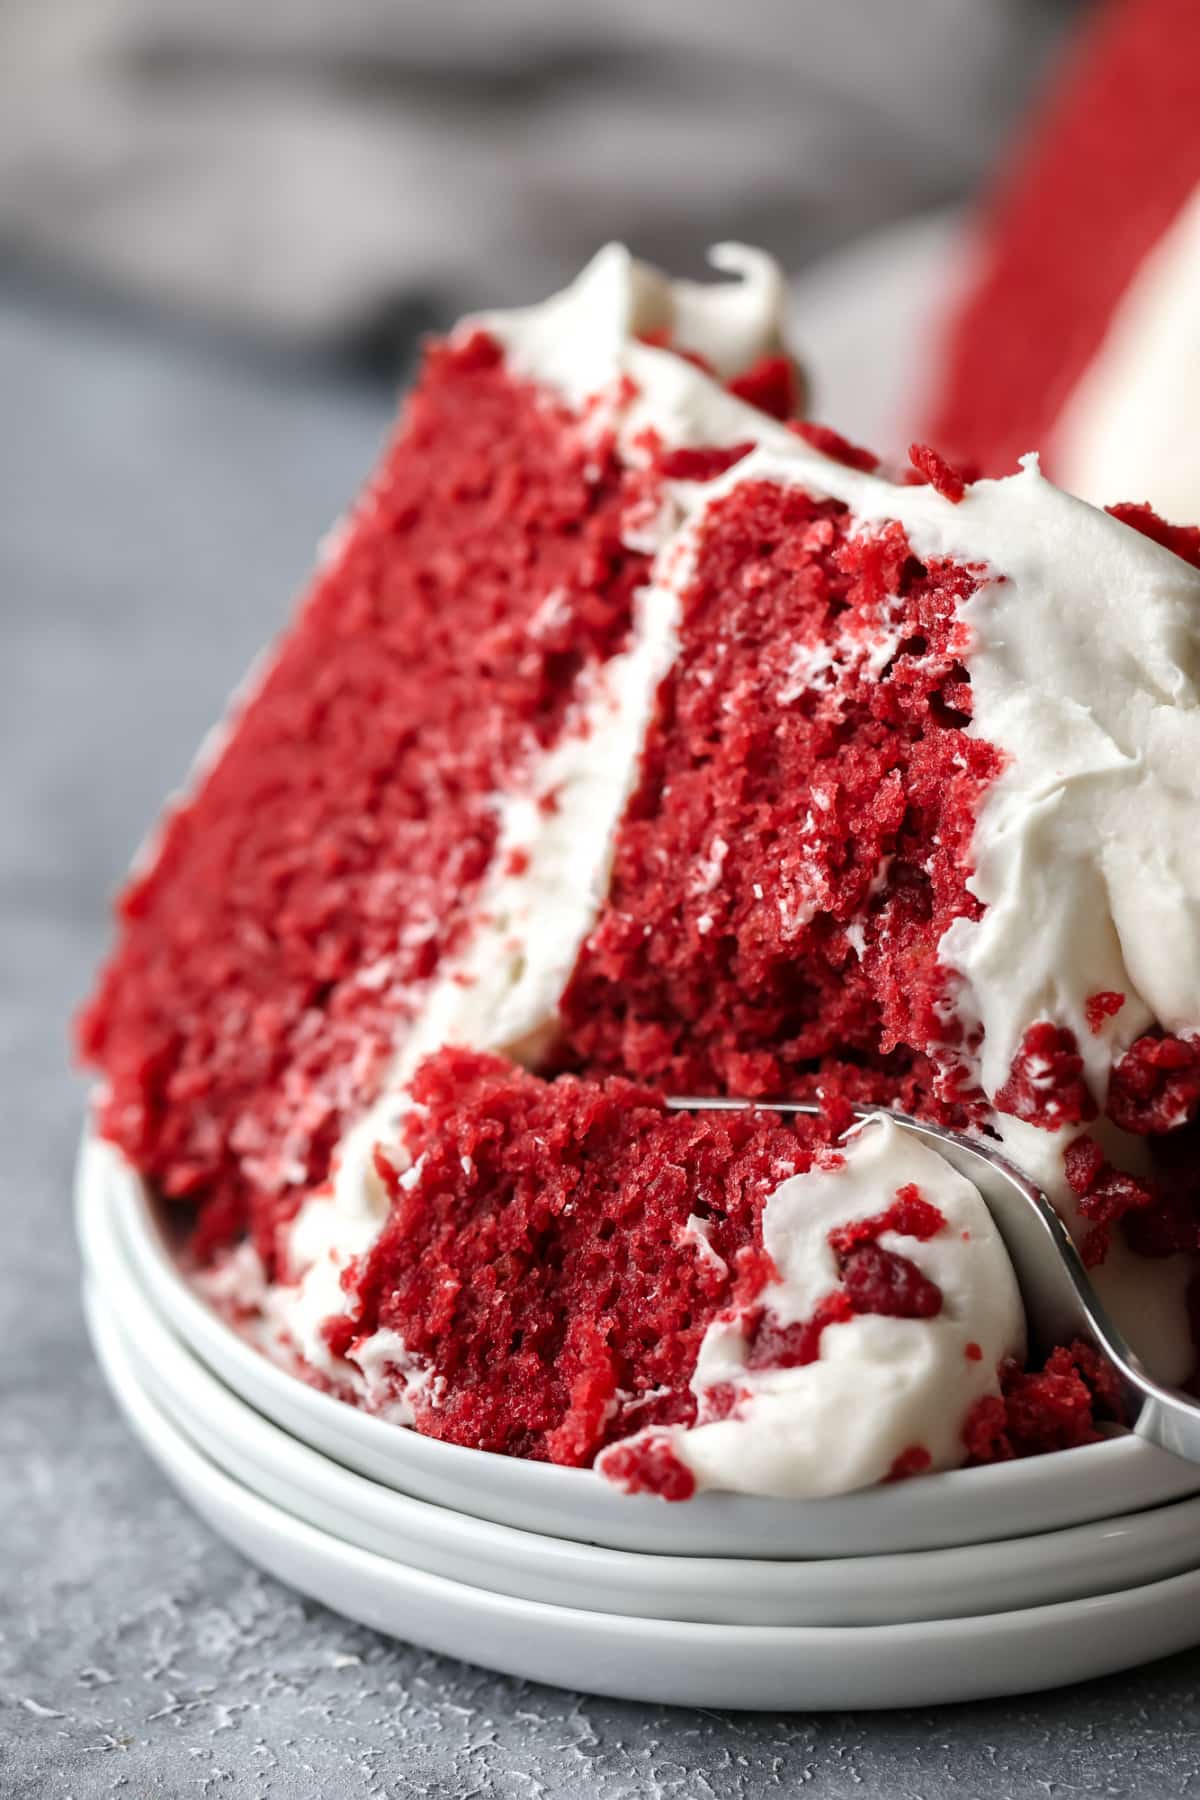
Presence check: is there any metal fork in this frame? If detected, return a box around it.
[666,1097,1200,1466]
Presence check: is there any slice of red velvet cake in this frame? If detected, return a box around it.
[81,244,1200,1499]
[923,0,1200,519]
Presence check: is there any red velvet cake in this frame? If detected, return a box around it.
[81,245,1200,1499]
[923,0,1200,520]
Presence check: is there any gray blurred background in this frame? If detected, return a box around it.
[26,9,1200,1800]
[1,0,1080,361]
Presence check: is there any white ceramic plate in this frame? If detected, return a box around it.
[85,1190,1200,1627]
[80,1132,1200,1558]
[84,1282,1200,1711]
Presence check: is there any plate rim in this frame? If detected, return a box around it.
[101,1271,1200,1626]
[83,1278,1200,1710]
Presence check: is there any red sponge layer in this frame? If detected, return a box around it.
[559,476,1001,1114]
[78,338,654,1265]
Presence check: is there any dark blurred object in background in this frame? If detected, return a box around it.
[0,0,1082,364]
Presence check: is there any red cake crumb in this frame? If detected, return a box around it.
[792,420,880,473]
[964,1341,983,1361]
[1107,1033,1200,1136]
[823,1184,947,1319]
[1085,990,1125,1034]
[658,443,753,482]
[826,1184,947,1256]
[739,1225,945,1376]
[727,354,798,422]
[1106,505,1200,573]
[963,1340,1124,1463]
[994,1023,1097,1130]
[600,1434,697,1501]
[76,337,656,1265]
[636,333,799,427]
[907,443,968,503]
[742,1292,856,1372]
[887,1445,933,1482]
[558,479,1002,1116]
[839,1243,942,1319]
[1063,1134,1156,1266]
[961,1395,1010,1463]
[697,1381,750,1425]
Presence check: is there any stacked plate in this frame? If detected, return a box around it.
[78,1131,1200,1710]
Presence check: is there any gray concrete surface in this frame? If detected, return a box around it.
[4,284,1200,1799]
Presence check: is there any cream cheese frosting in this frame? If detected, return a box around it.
[599,1116,1025,1498]
[251,243,1200,1489]
[472,241,790,407]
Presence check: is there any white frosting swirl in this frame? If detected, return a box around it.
[601,1116,1024,1499]
[470,240,789,405]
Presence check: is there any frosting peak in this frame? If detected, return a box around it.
[470,241,792,410]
